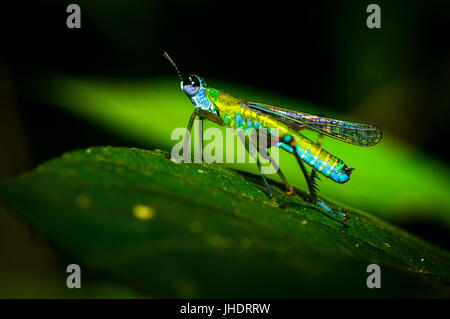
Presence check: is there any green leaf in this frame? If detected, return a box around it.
[1,147,449,298]
[36,74,450,228]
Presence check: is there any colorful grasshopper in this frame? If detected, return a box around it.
[164,52,382,221]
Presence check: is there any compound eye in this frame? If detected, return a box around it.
[182,76,200,97]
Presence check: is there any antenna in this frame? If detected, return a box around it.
[163,51,183,82]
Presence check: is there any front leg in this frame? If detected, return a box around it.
[182,110,198,162]
[197,118,204,162]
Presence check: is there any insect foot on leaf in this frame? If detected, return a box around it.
[285,186,296,197]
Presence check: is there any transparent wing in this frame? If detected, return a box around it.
[244,101,382,146]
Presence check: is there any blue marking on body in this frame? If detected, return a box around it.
[293,145,350,184]
[281,135,293,143]
[276,142,294,154]
[234,113,244,127]
[276,140,350,183]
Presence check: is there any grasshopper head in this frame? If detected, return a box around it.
[162,53,215,112]
[181,75,214,111]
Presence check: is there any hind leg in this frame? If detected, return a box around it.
[294,148,348,221]
[256,144,296,196]
[237,131,274,198]
[277,135,317,201]
[248,129,296,196]
[294,154,317,202]
[278,135,349,221]
[310,134,349,221]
